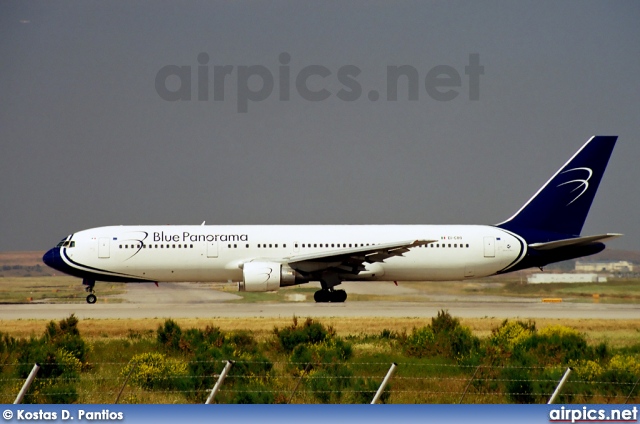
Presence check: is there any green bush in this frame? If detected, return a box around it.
[519,325,591,366]
[307,366,353,404]
[13,315,86,404]
[274,318,329,352]
[229,331,258,354]
[572,354,640,398]
[503,367,536,404]
[403,326,435,357]
[179,326,225,354]
[402,310,479,361]
[352,377,390,404]
[158,323,274,403]
[230,383,275,404]
[37,382,78,404]
[431,309,461,334]
[489,320,536,351]
[157,319,182,352]
[122,352,188,391]
[41,314,88,364]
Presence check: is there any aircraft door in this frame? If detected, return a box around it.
[207,240,218,258]
[483,236,495,258]
[98,238,110,258]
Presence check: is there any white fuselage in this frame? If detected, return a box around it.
[58,225,526,283]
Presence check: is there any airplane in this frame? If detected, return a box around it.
[43,135,621,304]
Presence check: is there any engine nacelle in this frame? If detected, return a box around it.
[238,262,305,292]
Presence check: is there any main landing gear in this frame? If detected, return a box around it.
[313,289,347,303]
[314,274,347,303]
[83,278,97,304]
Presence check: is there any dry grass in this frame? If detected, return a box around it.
[2,316,638,347]
[0,251,45,266]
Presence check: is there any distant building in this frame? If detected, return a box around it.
[575,261,634,273]
[527,273,607,284]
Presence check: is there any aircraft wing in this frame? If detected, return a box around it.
[283,239,435,276]
[528,233,623,250]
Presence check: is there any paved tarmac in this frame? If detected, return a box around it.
[0,282,638,320]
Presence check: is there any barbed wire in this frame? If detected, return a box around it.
[1,359,638,372]
[1,388,636,400]
[0,373,637,387]
[2,359,637,404]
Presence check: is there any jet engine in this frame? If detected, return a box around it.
[238,262,306,292]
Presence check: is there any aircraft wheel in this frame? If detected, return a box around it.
[86,294,97,304]
[332,290,347,303]
[314,290,330,303]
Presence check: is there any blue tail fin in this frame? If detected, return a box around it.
[498,136,617,238]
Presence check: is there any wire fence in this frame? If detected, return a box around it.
[2,360,638,404]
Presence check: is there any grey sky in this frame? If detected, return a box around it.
[1,1,639,252]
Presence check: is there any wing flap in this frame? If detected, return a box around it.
[286,239,435,276]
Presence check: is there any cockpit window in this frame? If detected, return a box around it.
[56,240,75,248]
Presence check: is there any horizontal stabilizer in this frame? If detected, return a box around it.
[528,233,623,251]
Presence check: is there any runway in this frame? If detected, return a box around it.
[0,282,638,320]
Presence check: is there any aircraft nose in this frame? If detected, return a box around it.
[43,248,63,271]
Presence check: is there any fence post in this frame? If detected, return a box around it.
[115,363,137,404]
[288,363,311,404]
[624,375,640,404]
[14,364,40,404]
[205,360,233,404]
[547,367,572,404]
[371,363,397,404]
[459,365,481,404]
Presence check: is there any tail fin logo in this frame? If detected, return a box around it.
[557,167,593,206]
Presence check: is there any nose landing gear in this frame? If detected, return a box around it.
[83,279,97,304]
